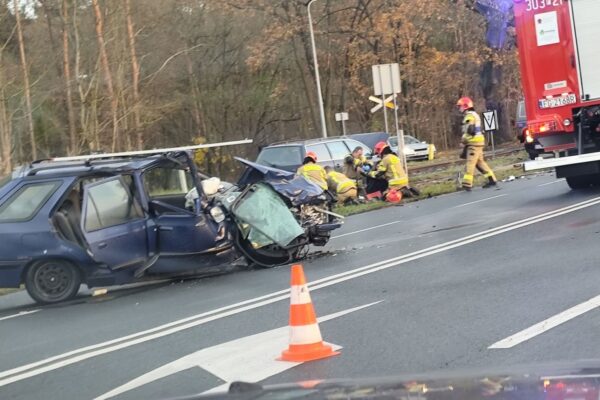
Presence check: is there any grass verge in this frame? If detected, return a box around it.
[334,150,535,217]
[0,288,19,296]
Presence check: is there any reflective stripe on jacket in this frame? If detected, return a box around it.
[327,171,356,193]
[297,163,328,190]
[371,154,408,188]
[461,111,485,146]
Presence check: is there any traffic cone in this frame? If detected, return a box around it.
[278,264,340,362]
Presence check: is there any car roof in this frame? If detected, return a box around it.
[264,134,383,149]
[14,155,172,179]
[265,137,347,148]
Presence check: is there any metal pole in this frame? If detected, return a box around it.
[377,65,389,133]
[491,130,496,159]
[341,118,347,136]
[307,0,328,138]
[389,67,407,173]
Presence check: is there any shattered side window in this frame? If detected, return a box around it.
[233,183,304,247]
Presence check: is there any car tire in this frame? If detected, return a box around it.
[25,260,81,304]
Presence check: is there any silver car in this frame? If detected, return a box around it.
[389,135,435,161]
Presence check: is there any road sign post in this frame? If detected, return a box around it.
[482,110,498,158]
[374,65,389,133]
[335,112,349,136]
[388,66,407,173]
[372,63,404,169]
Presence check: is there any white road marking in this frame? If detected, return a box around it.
[332,220,400,239]
[489,294,600,349]
[94,302,379,400]
[2,196,600,388]
[537,178,566,187]
[453,194,508,208]
[0,310,39,322]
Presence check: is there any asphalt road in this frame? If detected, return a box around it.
[2,172,600,399]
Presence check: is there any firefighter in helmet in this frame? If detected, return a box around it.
[456,97,497,191]
[368,141,419,199]
[296,151,328,190]
[324,166,359,205]
[344,146,372,196]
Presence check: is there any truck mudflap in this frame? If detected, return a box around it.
[523,152,600,172]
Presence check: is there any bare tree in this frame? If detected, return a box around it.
[91,0,119,151]
[61,0,78,155]
[13,0,36,160]
[0,36,13,175]
[124,0,142,149]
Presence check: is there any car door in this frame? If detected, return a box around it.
[325,140,351,172]
[142,165,222,259]
[81,176,149,270]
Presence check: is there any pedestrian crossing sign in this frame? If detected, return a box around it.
[483,110,498,132]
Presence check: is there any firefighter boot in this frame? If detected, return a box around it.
[409,186,421,197]
[482,177,497,189]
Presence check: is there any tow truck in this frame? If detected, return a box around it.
[516,0,600,188]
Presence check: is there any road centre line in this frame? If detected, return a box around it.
[332,220,400,239]
[489,294,600,349]
[2,196,600,388]
[537,179,565,187]
[0,310,39,322]
[453,194,507,208]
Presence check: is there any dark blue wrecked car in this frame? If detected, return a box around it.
[0,151,341,304]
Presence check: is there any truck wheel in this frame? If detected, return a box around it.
[25,260,81,304]
[566,176,593,190]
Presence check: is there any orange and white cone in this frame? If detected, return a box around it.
[278,264,339,362]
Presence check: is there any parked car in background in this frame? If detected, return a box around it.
[256,136,373,173]
[256,133,417,173]
[389,134,435,161]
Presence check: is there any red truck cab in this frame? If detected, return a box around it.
[517,0,600,188]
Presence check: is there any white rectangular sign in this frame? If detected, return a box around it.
[482,110,498,132]
[535,11,560,46]
[335,112,349,122]
[372,63,401,96]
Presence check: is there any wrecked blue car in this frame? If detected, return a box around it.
[0,151,341,304]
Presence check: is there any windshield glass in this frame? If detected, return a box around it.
[389,136,420,146]
[256,146,303,168]
[232,183,303,247]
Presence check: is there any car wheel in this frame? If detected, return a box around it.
[25,260,81,304]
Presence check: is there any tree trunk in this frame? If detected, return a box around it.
[184,53,208,138]
[0,64,11,175]
[40,0,63,78]
[13,0,37,160]
[91,0,119,151]
[61,0,78,155]
[124,0,142,150]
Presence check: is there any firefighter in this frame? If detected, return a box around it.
[368,141,419,199]
[344,146,371,196]
[324,166,359,205]
[343,146,371,179]
[456,97,497,191]
[296,151,328,190]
